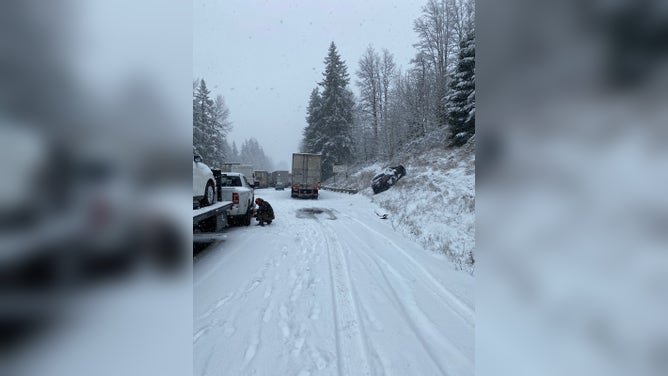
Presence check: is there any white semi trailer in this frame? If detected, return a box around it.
[291,153,321,199]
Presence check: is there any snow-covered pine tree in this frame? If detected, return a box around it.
[193,79,215,163]
[239,138,274,171]
[211,94,233,162]
[446,28,475,147]
[193,79,202,157]
[231,141,240,162]
[302,87,323,153]
[316,42,355,180]
[193,78,233,167]
[221,140,234,164]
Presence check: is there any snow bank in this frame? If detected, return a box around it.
[324,131,475,274]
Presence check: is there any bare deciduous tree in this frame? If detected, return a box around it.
[356,45,382,157]
[413,0,475,127]
[356,46,398,160]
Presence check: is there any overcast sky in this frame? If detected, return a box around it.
[194,0,424,170]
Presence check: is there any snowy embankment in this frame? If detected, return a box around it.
[324,132,475,273]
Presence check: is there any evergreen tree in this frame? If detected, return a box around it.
[231,141,240,162]
[239,138,273,171]
[302,87,323,153]
[193,79,215,162]
[193,78,233,166]
[446,28,475,146]
[212,94,233,162]
[221,140,233,164]
[314,42,355,179]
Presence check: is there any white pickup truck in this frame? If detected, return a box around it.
[216,172,255,226]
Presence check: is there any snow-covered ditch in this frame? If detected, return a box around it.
[324,134,475,274]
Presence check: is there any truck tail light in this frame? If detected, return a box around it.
[232,192,239,204]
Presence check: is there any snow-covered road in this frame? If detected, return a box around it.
[194,189,474,376]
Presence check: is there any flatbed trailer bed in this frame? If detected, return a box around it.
[193,201,233,244]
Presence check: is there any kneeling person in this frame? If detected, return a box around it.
[254,198,275,226]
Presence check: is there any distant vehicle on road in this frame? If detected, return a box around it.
[254,170,269,188]
[271,170,290,187]
[230,164,256,186]
[275,182,285,190]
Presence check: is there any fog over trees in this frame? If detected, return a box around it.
[193,79,273,171]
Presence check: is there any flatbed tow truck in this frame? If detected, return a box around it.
[193,200,234,244]
[193,168,244,246]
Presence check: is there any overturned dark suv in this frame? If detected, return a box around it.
[371,165,406,194]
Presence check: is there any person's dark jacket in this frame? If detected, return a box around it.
[256,200,274,220]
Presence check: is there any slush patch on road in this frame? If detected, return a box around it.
[296,207,337,220]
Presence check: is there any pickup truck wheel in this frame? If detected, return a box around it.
[201,181,215,207]
[244,207,252,226]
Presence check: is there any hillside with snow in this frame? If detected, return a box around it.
[323,129,475,273]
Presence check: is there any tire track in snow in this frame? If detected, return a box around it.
[321,221,389,375]
[338,218,474,374]
[338,225,457,374]
[346,215,475,327]
[198,293,234,321]
[348,231,469,374]
[317,217,372,376]
[378,256,472,373]
[283,223,328,369]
